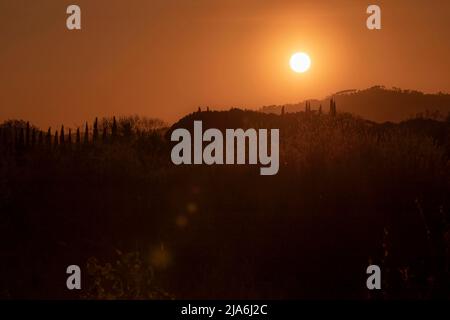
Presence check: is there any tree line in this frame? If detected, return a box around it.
[0,116,170,155]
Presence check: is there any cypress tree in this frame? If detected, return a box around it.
[330,99,336,117]
[84,122,89,144]
[46,128,52,146]
[76,128,81,144]
[68,129,72,145]
[54,130,59,147]
[111,117,118,140]
[38,130,43,146]
[60,125,65,145]
[319,104,322,115]
[305,101,312,113]
[31,128,36,147]
[281,106,285,116]
[93,118,98,142]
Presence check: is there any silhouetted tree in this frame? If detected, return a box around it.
[38,131,43,146]
[31,128,36,147]
[60,125,65,145]
[68,129,72,145]
[197,107,201,113]
[76,128,81,144]
[46,128,52,146]
[305,101,311,113]
[84,122,89,144]
[330,99,337,117]
[281,106,285,116]
[54,130,59,147]
[112,117,118,140]
[93,118,99,142]
[319,104,322,115]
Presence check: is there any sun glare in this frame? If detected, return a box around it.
[290,52,311,73]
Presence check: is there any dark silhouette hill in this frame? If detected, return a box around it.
[170,107,449,144]
[168,107,450,164]
[260,86,450,123]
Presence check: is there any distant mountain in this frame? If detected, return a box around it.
[260,86,450,122]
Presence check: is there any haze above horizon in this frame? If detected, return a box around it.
[1,0,449,128]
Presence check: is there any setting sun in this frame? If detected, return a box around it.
[290,52,311,73]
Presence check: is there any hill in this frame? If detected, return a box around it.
[260,86,450,122]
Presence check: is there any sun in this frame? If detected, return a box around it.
[290,52,311,73]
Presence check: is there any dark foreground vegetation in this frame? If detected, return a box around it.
[0,107,449,299]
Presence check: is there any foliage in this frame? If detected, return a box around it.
[83,250,173,300]
[0,110,449,299]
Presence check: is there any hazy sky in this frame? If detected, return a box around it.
[1,0,449,128]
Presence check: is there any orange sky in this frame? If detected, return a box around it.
[1,0,449,128]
